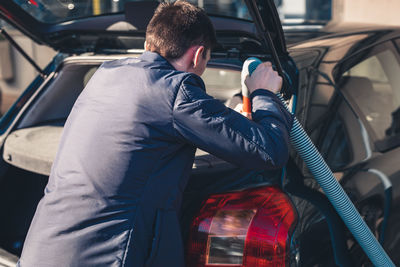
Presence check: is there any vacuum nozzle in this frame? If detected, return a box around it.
[241,57,263,115]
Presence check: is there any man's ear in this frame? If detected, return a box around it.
[144,41,151,51]
[193,46,205,68]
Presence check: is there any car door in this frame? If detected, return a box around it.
[336,40,400,199]
[314,38,400,264]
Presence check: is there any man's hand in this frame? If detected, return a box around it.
[244,62,282,95]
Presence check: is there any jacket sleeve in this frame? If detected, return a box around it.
[172,74,293,170]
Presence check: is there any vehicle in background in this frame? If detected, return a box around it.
[0,0,399,266]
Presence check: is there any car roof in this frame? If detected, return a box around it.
[288,22,400,49]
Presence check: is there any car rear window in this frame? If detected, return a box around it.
[13,0,252,24]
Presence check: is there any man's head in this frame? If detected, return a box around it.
[145,1,217,75]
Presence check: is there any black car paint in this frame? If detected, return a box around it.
[290,27,400,266]
[186,27,400,266]
[0,1,287,56]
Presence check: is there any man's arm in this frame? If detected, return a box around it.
[172,72,293,171]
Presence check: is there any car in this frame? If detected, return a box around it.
[0,0,399,266]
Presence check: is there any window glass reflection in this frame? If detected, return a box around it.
[341,44,400,147]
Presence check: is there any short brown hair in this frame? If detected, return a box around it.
[145,1,217,60]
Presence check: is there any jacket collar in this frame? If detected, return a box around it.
[139,51,176,70]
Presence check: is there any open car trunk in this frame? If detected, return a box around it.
[0,54,281,260]
[2,55,247,175]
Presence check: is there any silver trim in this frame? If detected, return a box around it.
[368,169,392,190]
[283,25,324,31]
[358,118,372,161]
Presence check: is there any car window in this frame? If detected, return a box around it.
[340,42,400,150]
[312,87,377,170]
[202,68,241,104]
[15,59,243,131]
[12,0,251,23]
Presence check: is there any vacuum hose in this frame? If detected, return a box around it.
[242,57,395,267]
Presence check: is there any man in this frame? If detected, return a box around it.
[18,1,292,266]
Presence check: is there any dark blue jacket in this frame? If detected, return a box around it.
[18,51,293,267]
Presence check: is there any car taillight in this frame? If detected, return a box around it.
[187,186,298,267]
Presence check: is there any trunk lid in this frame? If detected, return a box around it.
[0,0,287,55]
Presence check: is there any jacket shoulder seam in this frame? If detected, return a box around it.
[171,74,199,140]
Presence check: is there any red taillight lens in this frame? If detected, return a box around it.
[187,186,298,267]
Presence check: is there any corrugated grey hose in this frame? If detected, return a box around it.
[242,57,395,267]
